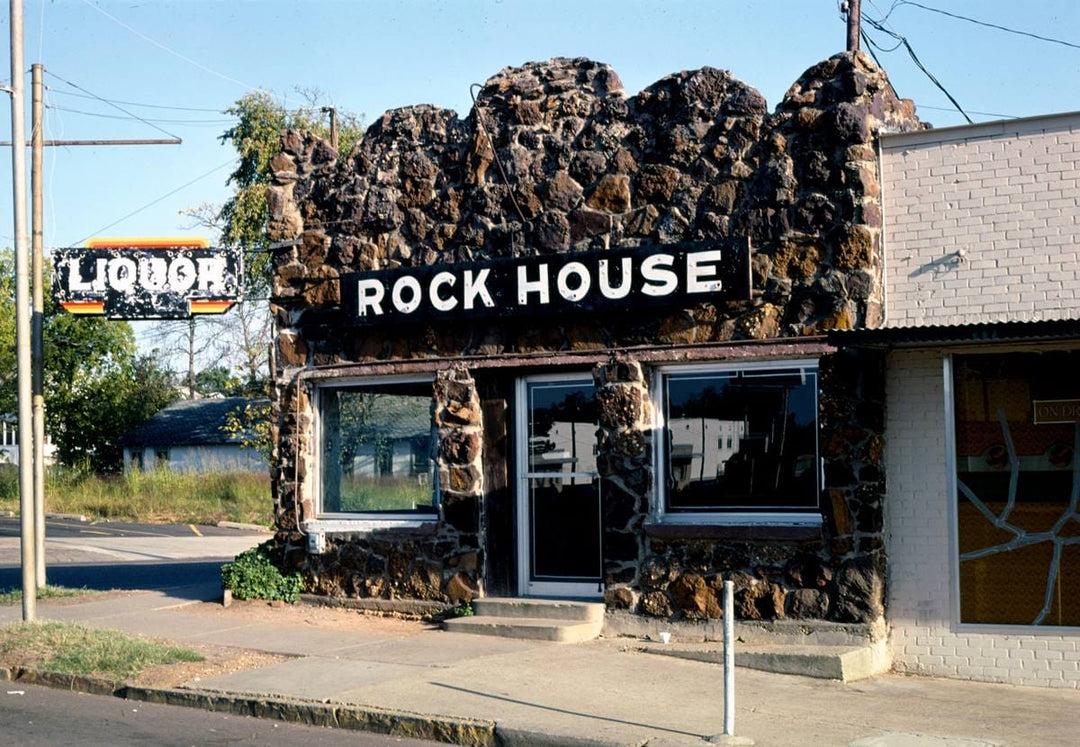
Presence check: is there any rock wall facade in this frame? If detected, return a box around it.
[267,52,922,622]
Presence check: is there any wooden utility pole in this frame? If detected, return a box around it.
[31,63,44,588]
[847,0,862,53]
[323,106,338,150]
[9,0,35,622]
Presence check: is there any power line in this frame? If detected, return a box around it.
[46,105,235,126]
[917,104,1018,120]
[44,70,183,140]
[79,0,258,93]
[44,88,227,113]
[72,158,238,246]
[861,11,973,124]
[887,1,1080,51]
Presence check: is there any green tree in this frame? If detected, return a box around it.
[221,399,272,464]
[194,365,241,397]
[44,305,177,472]
[217,90,363,294]
[0,250,17,418]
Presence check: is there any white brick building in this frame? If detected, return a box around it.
[842,111,1080,687]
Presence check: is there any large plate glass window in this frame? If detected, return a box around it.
[658,363,819,517]
[953,352,1080,627]
[318,379,436,516]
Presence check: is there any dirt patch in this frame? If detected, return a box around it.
[187,598,442,635]
[134,643,288,689]
[135,602,440,688]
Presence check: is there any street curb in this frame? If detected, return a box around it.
[216,521,272,533]
[44,512,87,522]
[1,666,497,745]
[0,666,720,745]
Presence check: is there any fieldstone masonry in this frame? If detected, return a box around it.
[593,358,652,610]
[268,51,922,622]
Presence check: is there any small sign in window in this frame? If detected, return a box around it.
[1033,399,1080,425]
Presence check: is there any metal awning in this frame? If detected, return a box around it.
[828,318,1080,348]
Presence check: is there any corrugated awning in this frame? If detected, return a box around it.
[828,318,1080,348]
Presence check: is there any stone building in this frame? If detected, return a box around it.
[265,52,924,657]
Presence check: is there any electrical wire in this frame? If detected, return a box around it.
[43,87,63,250]
[861,11,973,124]
[46,105,235,126]
[44,88,227,113]
[886,1,1080,51]
[79,0,258,93]
[469,83,529,231]
[860,29,887,69]
[71,158,238,246]
[917,104,1017,120]
[44,70,184,140]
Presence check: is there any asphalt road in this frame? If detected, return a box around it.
[0,683,439,746]
[0,516,266,539]
[0,517,270,595]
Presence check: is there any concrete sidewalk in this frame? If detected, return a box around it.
[1,584,1077,746]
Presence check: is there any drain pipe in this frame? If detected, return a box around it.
[723,579,735,737]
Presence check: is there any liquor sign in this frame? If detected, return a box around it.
[52,238,243,319]
[339,239,751,327]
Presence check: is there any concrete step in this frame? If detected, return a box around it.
[443,614,604,643]
[472,597,605,623]
[641,640,891,682]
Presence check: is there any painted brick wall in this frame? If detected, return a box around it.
[885,350,1080,688]
[881,113,1080,327]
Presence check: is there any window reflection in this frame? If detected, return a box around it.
[320,382,436,514]
[663,368,818,512]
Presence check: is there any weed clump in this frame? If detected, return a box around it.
[221,541,303,603]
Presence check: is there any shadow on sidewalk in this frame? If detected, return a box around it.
[0,560,226,601]
[431,681,708,740]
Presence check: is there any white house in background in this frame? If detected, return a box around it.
[118,397,267,474]
[0,418,57,465]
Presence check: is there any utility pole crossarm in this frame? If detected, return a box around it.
[0,138,182,146]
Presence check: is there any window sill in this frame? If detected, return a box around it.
[644,515,823,541]
[302,517,439,536]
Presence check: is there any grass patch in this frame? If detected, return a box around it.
[0,621,203,680]
[0,585,95,605]
[0,464,272,526]
[336,475,433,512]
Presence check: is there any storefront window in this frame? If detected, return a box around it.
[953,352,1080,627]
[318,380,436,515]
[658,364,819,515]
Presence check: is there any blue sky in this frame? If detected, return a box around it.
[1,0,1077,260]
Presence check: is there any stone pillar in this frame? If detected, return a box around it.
[434,364,484,602]
[593,357,651,610]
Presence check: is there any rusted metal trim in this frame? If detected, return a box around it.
[295,337,833,381]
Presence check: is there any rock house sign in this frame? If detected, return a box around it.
[342,240,751,325]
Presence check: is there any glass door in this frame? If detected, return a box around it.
[516,375,602,598]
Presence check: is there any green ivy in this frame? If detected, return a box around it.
[449,601,474,617]
[220,542,303,603]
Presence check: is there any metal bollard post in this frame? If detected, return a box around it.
[723,579,734,736]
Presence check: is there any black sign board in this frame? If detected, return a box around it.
[339,239,751,327]
[52,240,243,320]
